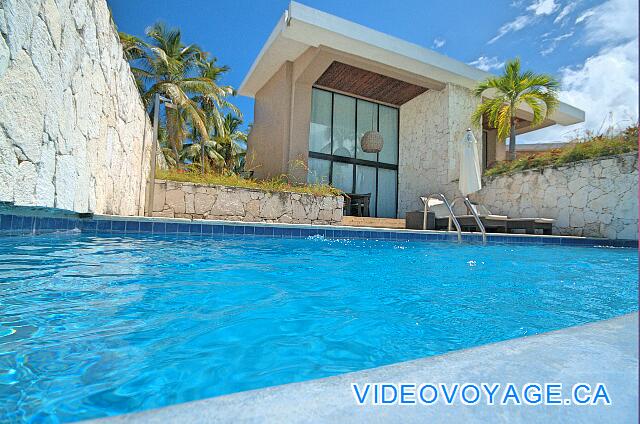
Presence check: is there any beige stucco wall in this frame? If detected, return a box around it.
[471,153,638,239]
[495,137,507,162]
[397,84,481,217]
[245,48,319,182]
[246,62,292,180]
[0,0,156,216]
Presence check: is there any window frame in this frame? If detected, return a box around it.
[308,87,399,218]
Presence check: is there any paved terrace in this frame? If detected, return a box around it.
[88,313,637,423]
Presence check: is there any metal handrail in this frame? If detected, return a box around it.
[420,194,462,242]
[450,197,487,244]
[448,198,464,232]
[464,197,487,244]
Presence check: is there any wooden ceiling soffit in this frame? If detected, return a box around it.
[314,61,429,106]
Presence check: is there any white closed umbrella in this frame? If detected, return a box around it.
[459,128,482,196]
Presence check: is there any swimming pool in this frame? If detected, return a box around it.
[1,230,637,422]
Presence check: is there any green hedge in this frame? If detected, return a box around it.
[485,125,638,177]
[156,169,342,196]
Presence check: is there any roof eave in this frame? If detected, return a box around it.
[238,8,289,97]
[240,1,585,127]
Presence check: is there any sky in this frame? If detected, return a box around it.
[108,0,639,144]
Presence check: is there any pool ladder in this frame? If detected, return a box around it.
[420,194,486,244]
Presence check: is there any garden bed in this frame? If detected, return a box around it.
[156,169,340,197]
[485,126,638,177]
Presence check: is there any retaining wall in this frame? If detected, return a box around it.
[0,0,160,215]
[471,152,638,239]
[153,180,343,225]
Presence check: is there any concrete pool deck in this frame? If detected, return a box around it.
[88,313,637,423]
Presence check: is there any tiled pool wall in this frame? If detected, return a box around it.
[0,211,637,248]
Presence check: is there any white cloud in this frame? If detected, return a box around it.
[489,0,559,43]
[468,56,505,72]
[553,2,578,24]
[540,32,574,55]
[577,0,639,44]
[520,0,639,143]
[527,0,559,15]
[540,47,554,56]
[518,39,639,143]
[432,37,446,49]
[575,10,594,24]
[489,15,533,43]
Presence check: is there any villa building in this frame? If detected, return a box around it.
[240,2,585,218]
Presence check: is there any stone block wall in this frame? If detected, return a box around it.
[398,83,481,216]
[153,180,343,225]
[0,0,160,216]
[470,153,638,239]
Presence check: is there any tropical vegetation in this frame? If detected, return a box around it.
[119,22,245,174]
[156,169,341,196]
[472,58,560,161]
[484,124,639,177]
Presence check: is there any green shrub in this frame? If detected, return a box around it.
[484,124,638,177]
[156,169,342,197]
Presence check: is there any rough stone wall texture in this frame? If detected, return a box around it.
[0,0,158,216]
[398,83,481,217]
[470,153,638,239]
[153,180,344,225]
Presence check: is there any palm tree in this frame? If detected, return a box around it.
[119,32,145,61]
[180,114,247,174]
[214,114,248,172]
[118,32,146,93]
[193,58,240,174]
[121,23,236,168]
[472,58,560,161]
[157,125,178,168]
[180,124,224,172]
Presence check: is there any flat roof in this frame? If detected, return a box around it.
[239,2,585,127]
[517,142,572,151]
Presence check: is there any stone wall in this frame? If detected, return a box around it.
[0,0,159,216]
[470,153,638,239]
[153,180,343,225]
[398,83,481,217]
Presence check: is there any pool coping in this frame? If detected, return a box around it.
[0,212,637,247]
[85,313,638,423]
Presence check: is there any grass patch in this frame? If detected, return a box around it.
[485,125,638,177]
[156,169,342,197]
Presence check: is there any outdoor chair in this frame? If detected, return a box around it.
[430,203,508,233]
[469,203,554,235]
[344,193,371,217]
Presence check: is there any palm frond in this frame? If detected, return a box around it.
[472,57,560,159]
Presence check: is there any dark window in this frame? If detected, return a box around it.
[308,87,398,218]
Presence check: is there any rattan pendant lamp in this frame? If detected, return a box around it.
[360,107,384,153]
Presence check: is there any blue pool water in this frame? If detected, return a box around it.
[1,232,637,422]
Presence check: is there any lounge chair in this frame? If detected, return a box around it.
[431,202,554,235]
[506,218,554,235]
[431,203,508,233]
[471,203,555,235]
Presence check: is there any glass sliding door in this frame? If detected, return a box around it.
[332,94,356,158]
[378,105,398,165]
[355,165,377,217]
[377,168,397,218]
[356,99,378,162]
[307,158,331,185]
[309,89,332,154]
[307,87,398,218]
[331,162,354,193]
